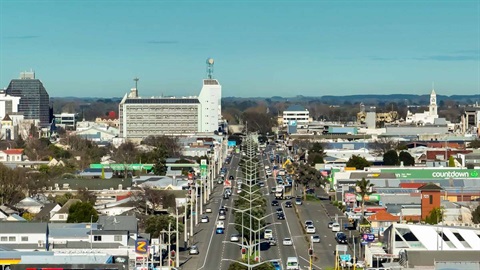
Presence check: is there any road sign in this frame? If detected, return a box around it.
[336,244,348,252]
[363,233,375,242]
[340,254,351,262]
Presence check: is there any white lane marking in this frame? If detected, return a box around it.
[282,201,299,259]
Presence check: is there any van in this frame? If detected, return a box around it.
[332,222,340,232]
[264,229,273,239]
[216,221,225,229]
[286,257,299,270]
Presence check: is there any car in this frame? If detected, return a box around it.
[335,232,348,244]
[264,229,273,239]
[277,213,285,220]
[229,175,234,180]
[215,228,224,234]
[331,222,340,232]
[217,178,224,184]
[328,221,335,228]
[268,237,277,246]
[271,260,282,270]
[270,188,276,194]
[237,180,243,185]
[276,207,283,214]
[219,214,226,220]
[271,200,279,206]
[304,220,314,228]
[205,207,212,213]
[189,245,199,255]
[219,208,226,215]
[282,237,293,246]
[295,197,302,205]
[230,234,240,242]
[285,201,292,208]
[201,216,209,223]
[223,193,229,199]
[355,261,366,268]
[306,225,316,234]
[237,188,242,194]
[258,181,265,187]
[311,235,321,243]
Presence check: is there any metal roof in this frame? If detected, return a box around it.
[125,98,199,104]
[0,222,47,234]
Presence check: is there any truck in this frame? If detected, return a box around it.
[275,185,284,199]
[283,184,293,199]
[286,257,299,270]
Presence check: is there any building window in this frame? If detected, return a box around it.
[94,236,102,241]
[429,195,433,204]
[59,214,65,220]
[38,240,44,247]
[114,235,122,241]
[0,237,7,242]
[21,236,28,242]
[8,236,16,242]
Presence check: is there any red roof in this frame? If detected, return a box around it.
[399,183,425,189]
[367,210,399,222]
[2,148,23,155]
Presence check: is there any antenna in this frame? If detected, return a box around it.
[133,77,139,90]
[206,58,214,79]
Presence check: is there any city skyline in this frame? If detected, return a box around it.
[0,0,479,98]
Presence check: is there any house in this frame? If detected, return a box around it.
[0,209,8,221]
[367,210,399,235]
[50,199,82,222]
[6,214,26,222]
[0,148,23,162]
[95,197,136,216]
[34,203,61,222]
[15,197,45,214]
[0,222,48,251]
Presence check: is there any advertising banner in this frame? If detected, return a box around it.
[381,169,480,179]
[135,239,148,255]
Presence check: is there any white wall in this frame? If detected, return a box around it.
[198,80,222,132]
[0,233,46,250]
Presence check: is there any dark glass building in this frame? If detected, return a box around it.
[6,71,50,127]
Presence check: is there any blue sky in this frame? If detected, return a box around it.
[0,0,479,98]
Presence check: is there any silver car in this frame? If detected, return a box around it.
[189,245,199,255]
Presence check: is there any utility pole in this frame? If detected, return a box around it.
[176,207,180,267]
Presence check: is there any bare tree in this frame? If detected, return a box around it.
[369,137,399,157]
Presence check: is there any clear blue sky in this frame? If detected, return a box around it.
[0,0,479,98]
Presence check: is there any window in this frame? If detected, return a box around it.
[114,235,122,241]
[59,214,65,220]
[8,236,16,242]
[429,195,433,204]
[94,236,102,241]
[21,236,28,242]
[0,237,7,242]
[38,240,44,247]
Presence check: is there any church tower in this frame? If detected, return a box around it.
[429,89,438,116]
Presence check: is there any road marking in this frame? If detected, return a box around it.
[298,255,323,270]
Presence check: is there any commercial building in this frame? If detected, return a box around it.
[5,71,50,127]
[282,105,310,128]
[53,113,77,130]
[119,78,222,140]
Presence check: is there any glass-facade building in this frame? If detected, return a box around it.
[6,74,50,127]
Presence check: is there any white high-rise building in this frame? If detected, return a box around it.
[197,79,222,132]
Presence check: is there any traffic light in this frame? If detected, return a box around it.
[241,248,246,255]
[308,248,313,256]
[171,250,176,258]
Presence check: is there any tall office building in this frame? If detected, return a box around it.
[6,71,50,127]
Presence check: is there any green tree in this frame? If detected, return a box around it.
[448,156,455,167]
[67,202,98,223]
[346,155,371,170]
[425,207,444,225]
[472,205,480,224]
[383,150,399,166]
[144,215,184,239]
[55,192,74,205]
[307,142,325,165]
[153,146,168,176]
[227,262,247,270]
[399,151,415,166]
[76,188,97,204]
[355,178,374,221]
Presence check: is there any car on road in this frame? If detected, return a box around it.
[201,216,209,223]
[271,200,279,206]
[335,232,348,244]
[205,207,212,213]
[217,178,224,184]
[285,201,292,208]
[219,214,226,220]
[215,228,224,234]
[268,237,277,246]
[295,197,302,205]
[277,213,285,220]
[258,181,265,187]
[189,245,199,255]
[304,220,314,228]
[331,222,340,232]
[276,208,283,214]
[264,229,273,239]
[230,234,240,242]
[229,175,234,180]
[328,221,335,228]
[311,235,321,243]
[266,170,273,177]
[282,237,293,246]
[306,225,316,234]
[271,188,276,194]
[271,260,282,270]
[237,180,243,185]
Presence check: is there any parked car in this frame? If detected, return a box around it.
[189,245,199,255]
[285,201,292,208]
[335,232,348,244]
[282,237,293,246]
[201,216,209,223]
[230,234,240,242]
[311,235,321,243]
[306,225,316,234]
[271,200,279,206]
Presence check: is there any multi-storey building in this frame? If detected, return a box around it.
[5,71,50,127]
[119,78,222,140]
[282,105,310,128]
[53,113,77,130]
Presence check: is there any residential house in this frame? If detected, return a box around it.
[0,209,8,220]
[50,199,81,222]
[367,210,399,235]
[15,197,45,214]
[95,197,136,216]
[0,148,23,162]
[34,203,61,222]
[0,222,48,251]
[6,214,26,222]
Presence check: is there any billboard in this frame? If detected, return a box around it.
[228,140,237,147]
[381,169,480,179]
[135,239,148,255]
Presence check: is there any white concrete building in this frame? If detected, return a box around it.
[0,91,21,118]
[405,89,439,125]
[198,79,222,132]
[282,105,310,128]
[54,113,77,130]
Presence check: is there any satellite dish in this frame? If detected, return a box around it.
[207,58,214,65]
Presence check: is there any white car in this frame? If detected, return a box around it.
[219,214,226,220]
[311,235,321,243]
[306,225,316,234]
[282,237,293,246]
[304,220,314,228]
[201,216,209,223]
[205,207,212,213]
[264,229,273,239]
[230,234,240,242]
[331,222,340,232]
[189,245,199,255]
